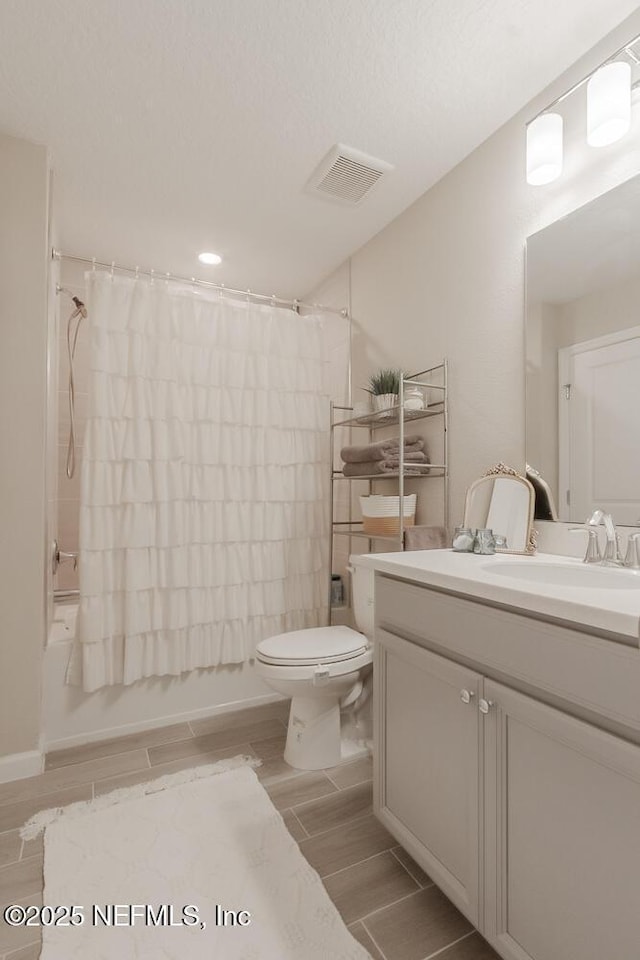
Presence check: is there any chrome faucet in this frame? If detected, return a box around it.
[623,532,640,570]
[586,509,622,566]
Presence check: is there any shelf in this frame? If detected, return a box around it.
[329,359,448,614]
[332,466,446,480]
[333,401,444,430]
[332,524,403,543]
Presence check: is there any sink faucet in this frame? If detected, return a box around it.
[586,509,623,566]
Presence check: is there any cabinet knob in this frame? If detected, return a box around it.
[460,689,475,704]
[478,698,493,715]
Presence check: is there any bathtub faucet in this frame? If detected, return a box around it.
[52,539,78,574]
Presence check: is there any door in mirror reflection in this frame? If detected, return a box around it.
[559,328,640,524]
[526,173,640,526]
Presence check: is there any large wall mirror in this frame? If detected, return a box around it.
[526,175,640,526]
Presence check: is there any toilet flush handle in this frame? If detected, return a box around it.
[313,664,331,686]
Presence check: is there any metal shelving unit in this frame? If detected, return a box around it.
[328,361,448,614]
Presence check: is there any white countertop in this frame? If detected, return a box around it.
[355,549,640,642]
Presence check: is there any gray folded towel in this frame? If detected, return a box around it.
[343,459,431,477]
[404,525,448,550]
[340,435,424,463]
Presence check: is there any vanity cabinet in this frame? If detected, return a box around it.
[376,630,481,923]
[483,679,640,960]
[374,575,640,960]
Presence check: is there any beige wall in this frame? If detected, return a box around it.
[0,133,49,758]
[558,272,640,347]
[312,9,640,533]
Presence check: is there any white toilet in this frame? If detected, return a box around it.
[256,557,374,770]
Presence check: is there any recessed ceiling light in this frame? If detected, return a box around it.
[198,251,222,265]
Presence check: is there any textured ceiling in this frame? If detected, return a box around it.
[0,0,637,299]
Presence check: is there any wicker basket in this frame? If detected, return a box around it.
[360,494,417,536]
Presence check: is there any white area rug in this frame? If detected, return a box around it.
[21,757,371,959]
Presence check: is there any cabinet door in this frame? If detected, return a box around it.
[374,628,482,924]
[483,679,640,960]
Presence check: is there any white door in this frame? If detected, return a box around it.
[558,328,640,523]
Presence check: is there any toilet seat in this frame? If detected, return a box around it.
[256,625,367,667]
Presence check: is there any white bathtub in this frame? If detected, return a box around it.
[43,602,277,753]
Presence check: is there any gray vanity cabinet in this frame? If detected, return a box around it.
[374,629,482,925]
[374,574,640,960]
[483,679,640,960]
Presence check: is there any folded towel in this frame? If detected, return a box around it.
[404,525,448,550]
[340,435,424,464]
[381,452,428,465]
[343,459,431,477]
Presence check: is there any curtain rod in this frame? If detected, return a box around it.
[51,249,349,319]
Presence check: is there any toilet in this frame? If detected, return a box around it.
[256,557,374,770]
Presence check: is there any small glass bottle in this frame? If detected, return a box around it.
[452,526,475,552]
[474,529,496,555]
[403,387,425,411]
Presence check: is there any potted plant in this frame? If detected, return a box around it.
[367,368,401,414]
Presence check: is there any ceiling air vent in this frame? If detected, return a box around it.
[306,144,393,205]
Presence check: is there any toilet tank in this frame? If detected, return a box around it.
[349,556,375,638]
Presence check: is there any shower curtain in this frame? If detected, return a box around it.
[73,273,330,692]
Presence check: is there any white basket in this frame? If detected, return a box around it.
[360,495,417,535]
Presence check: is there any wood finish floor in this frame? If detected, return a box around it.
[0,701,499,960]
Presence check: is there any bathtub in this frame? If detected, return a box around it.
[43,601,277,753]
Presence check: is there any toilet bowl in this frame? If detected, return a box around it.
[256,557,374,770]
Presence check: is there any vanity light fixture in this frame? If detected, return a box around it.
[198,251,222,265]
[526,113,563,185]
[525,34,640,185]
[587,61,631,147]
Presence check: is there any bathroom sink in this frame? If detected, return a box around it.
[484,560,640,590]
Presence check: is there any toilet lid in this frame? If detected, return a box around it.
[256,626,368,666]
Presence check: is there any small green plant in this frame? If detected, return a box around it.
[367,368,401,396]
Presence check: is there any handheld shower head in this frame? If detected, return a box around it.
[71,296,88,318]
[56,284,87,318]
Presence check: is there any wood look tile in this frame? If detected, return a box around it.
[20,837,43,863]
[293,780,372,835]
[189,700,290,737]
[45,722,192,770]
[0,832,21,868]
[148,719,285,766]
[280,808,307,841]
[325,755,373,789]
[436,931,501,959]
[265,771,337,810]
[391,845,433,888]
[0,894,42,954]
[0,857,43,910]
[5,942,43,960]
[324,850,418,924]
[299,813,396,878]
[249,733,287,759]
[253,756,299,785]
[0,784,93,834]
[94,744,257,797]
[0,750,149,807]
[363,886,473,960]
[347,921,386,960]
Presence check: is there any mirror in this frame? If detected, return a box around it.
[526,175,640,526]
[463,465,535,554]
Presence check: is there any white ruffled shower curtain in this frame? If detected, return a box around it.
[73,273,330,692]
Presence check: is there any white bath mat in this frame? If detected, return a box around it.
[21,757,370,959]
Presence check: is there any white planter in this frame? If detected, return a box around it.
[372,393,398,414]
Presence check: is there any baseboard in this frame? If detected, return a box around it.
[43,692,286,754]
[0,749,44,784]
